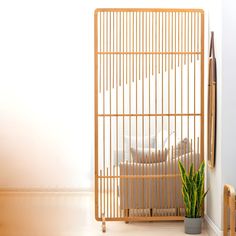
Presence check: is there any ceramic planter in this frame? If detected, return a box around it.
[184,217,202,234]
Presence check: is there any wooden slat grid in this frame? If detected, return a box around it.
[94,8,204,222]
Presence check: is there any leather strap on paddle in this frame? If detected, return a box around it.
[209,31,215,59]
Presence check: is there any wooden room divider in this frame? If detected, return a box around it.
[94,8,204,231]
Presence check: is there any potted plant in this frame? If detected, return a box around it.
[178,161,208,234]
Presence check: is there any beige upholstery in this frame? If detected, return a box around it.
[119,153,200,210]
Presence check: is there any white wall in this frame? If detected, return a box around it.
[221,0,236,208]
[206,1,236,235]
[205,0,236,235]
[0,0,206,191]
[205,0,223,234]
[0,0,94,190]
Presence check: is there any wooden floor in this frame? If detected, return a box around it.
[0,191,208,236]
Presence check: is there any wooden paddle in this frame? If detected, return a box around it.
[208,32,217,168]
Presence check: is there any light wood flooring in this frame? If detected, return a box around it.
[0,191,208,236]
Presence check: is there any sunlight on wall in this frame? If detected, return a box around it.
[0,0,206,190]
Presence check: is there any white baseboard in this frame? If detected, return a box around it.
[205,214,223,236]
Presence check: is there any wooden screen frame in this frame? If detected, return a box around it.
[94,8,204,223]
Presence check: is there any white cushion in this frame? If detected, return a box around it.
[124,130,169,153]
[124,135,155,152]
[130,147,167,163]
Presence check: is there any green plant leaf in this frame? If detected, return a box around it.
[178,160,207,218]
[182,186,191,217]
[189,164,194,181]
[178,161,187,188]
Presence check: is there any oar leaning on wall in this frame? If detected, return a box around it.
[208,31,217,168]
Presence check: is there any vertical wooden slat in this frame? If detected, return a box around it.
[197,12,199,60]
[123,11,125,88]
[100,170,102,218]
[146,153,149,212]
[127,11,131,214]
[146,12,148,78]
[139,12,141,81]
[194,12,196,54]
[102,11,106,218]
[152,152,155,214]
[122,11,125,218]
[194,13,196,170]
[179,142,182,217]
[148,12,151,212]
[181,13,183,144]
[119,12,122,86]
[99,13,102,93]
[171,12,174,69]
[106,12,108,91]
[187,12,189,56]
[126,13,128,85]
[106,167,109,218]
[191,12,193,62]
[142,11,145,214]
[167,11,171,216]
[155,149,161,215]
[187,12,190,167]
[184,12,186,64]
[149,12,151,79]
[148,12,150,79]
[113,12,115,88]
[168,12,170,54]
[136,12,138,210]
[124,13,127,85]
[113,165,115,217]
[154,11,157,214]
[128,12,133,215]
[165,12,167,72]
[152,12,154,75]
[129,13,134,216]
[126,160,129,218]
[116,12,119,218]
[178,12,180,67]
[200,12,204,164]
[174,12,177,215]
[131,15,134,213]
[109,12,112,219]
[132,12,135,82]
[161,11,164,215]
[187,56,190,167]
[158,12,160,74]
[171,145,173,214]
[94,10,99,219]
[181,12,183,62]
